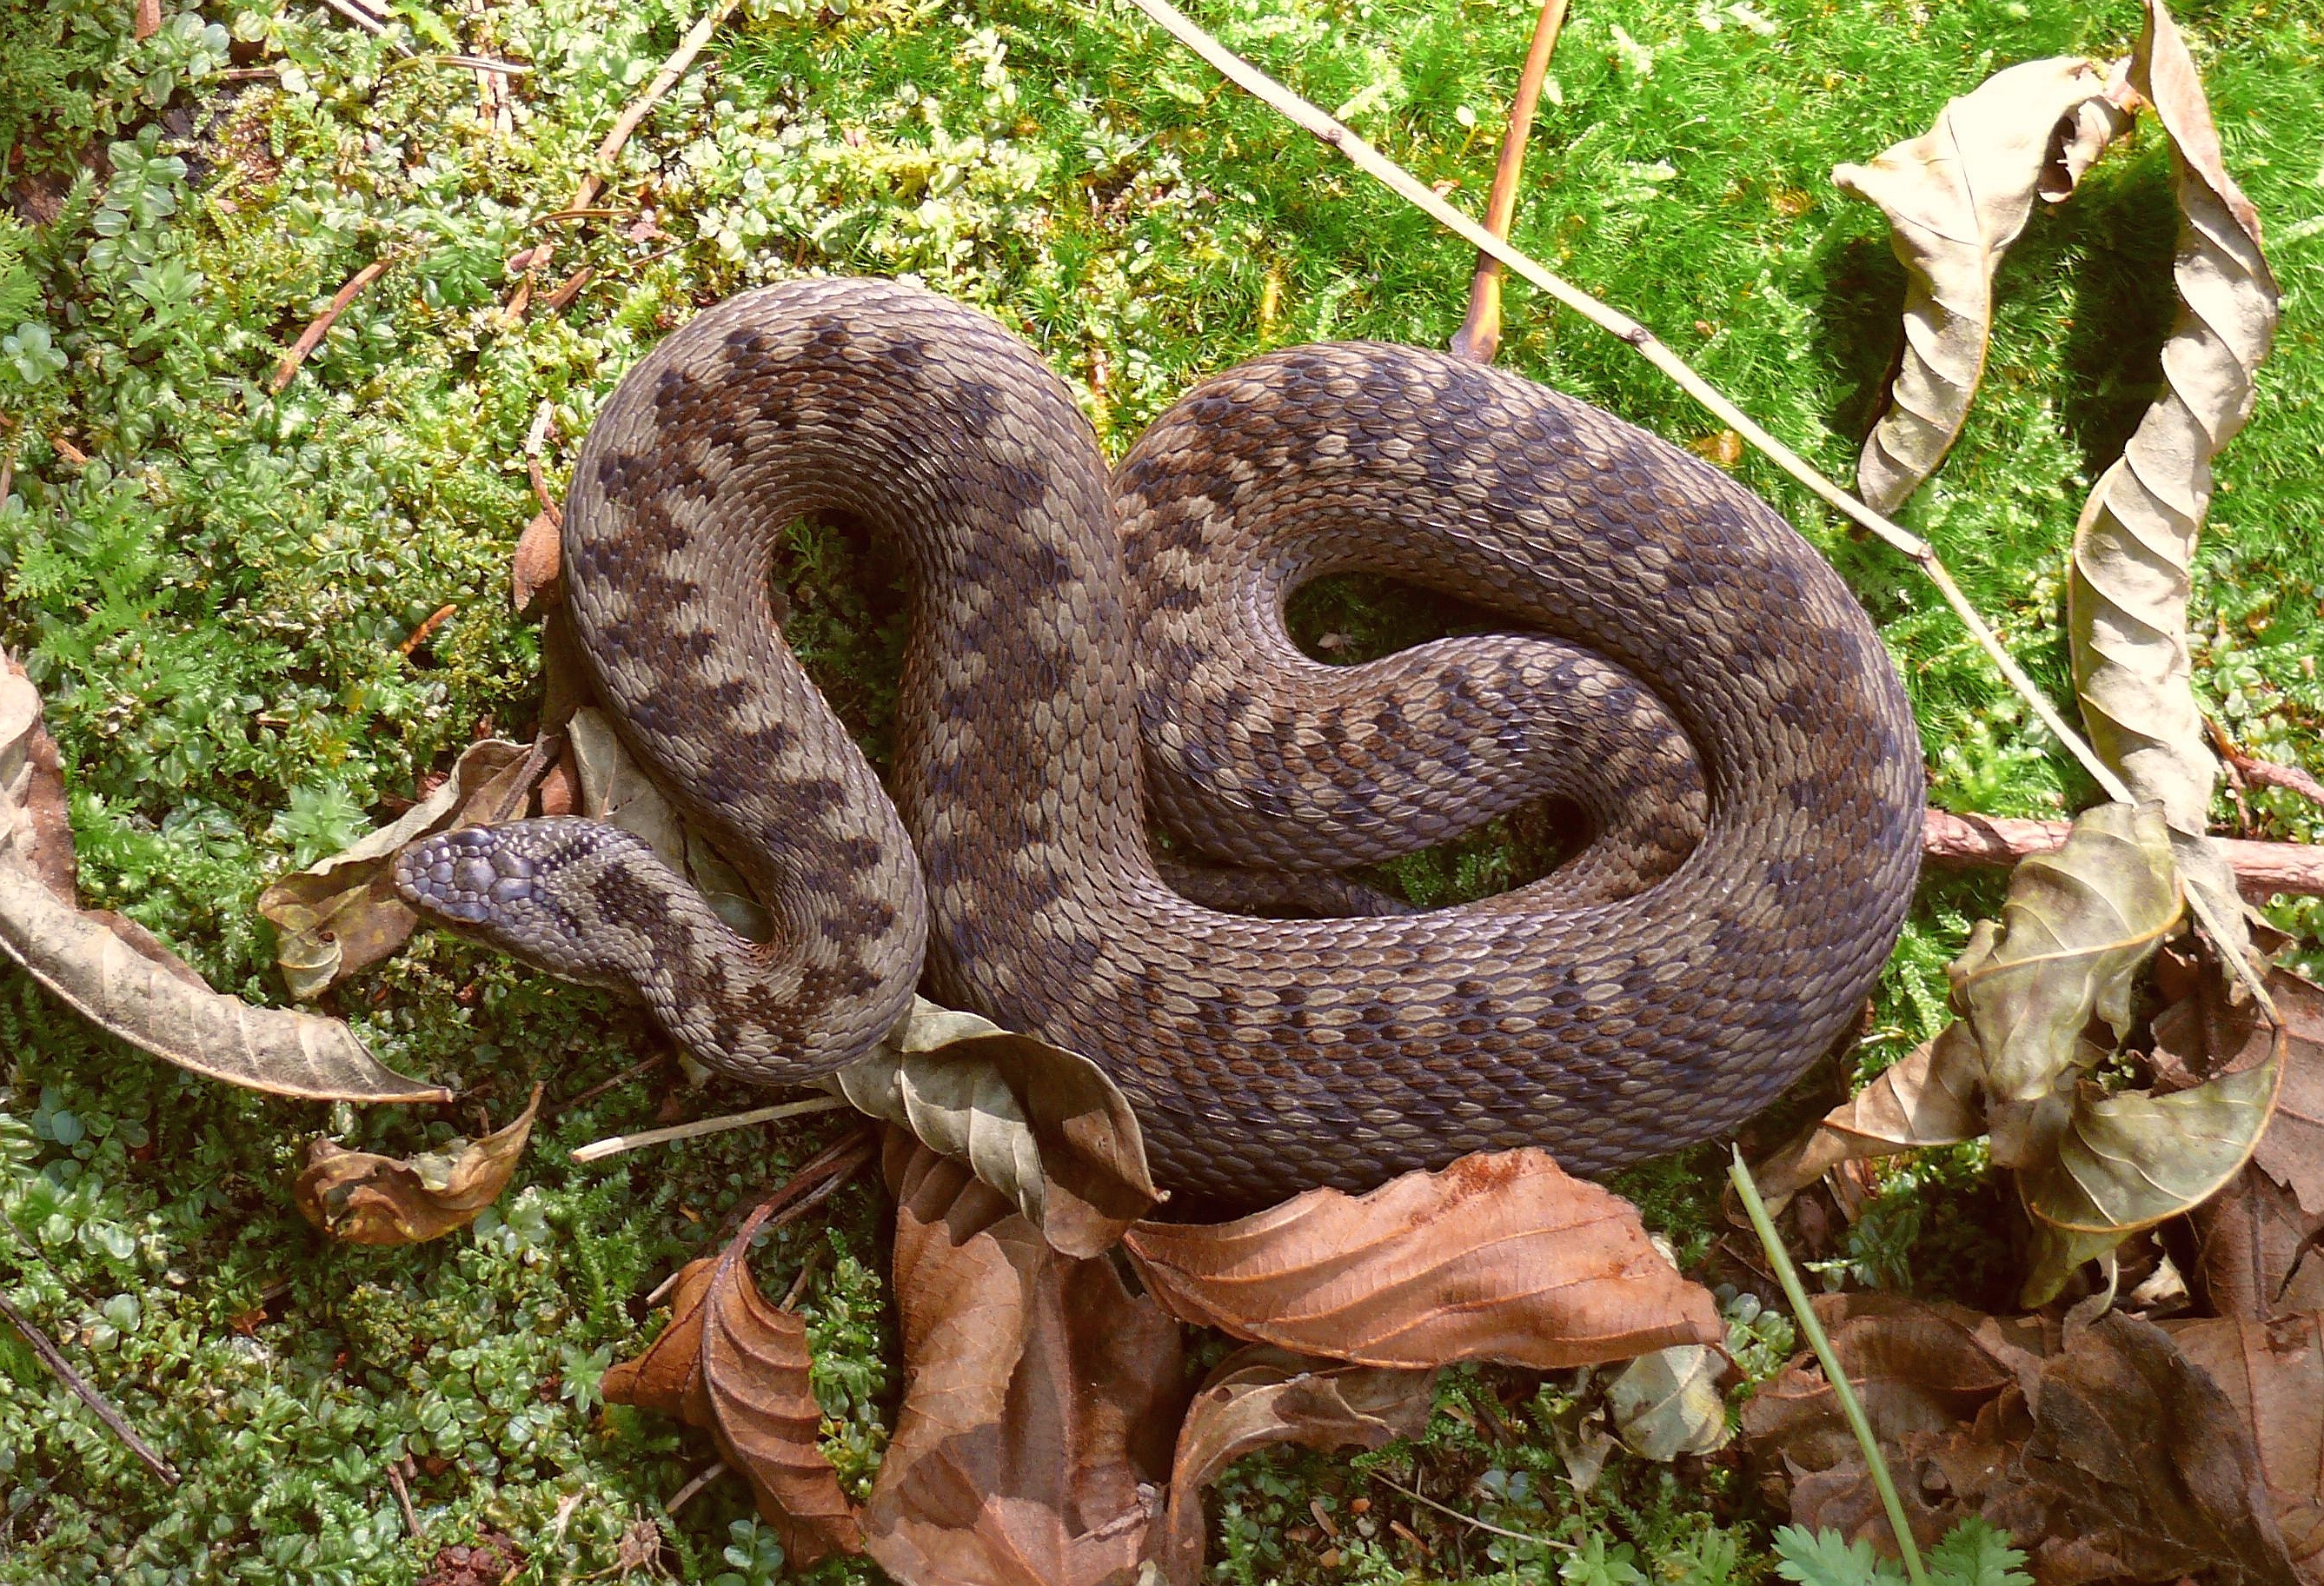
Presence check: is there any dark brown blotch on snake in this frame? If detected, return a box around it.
[394,276,1922,1207]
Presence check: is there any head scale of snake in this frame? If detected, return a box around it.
[394,275,1923,1209]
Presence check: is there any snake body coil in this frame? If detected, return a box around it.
[395,277,1923,1206]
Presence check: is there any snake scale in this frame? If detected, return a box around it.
[394,276,1923,1208]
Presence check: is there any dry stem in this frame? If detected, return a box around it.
[1450,0,1570,363]
[1924,808,2322,899]
[271,258,391,393]
[0,1291,179,1486]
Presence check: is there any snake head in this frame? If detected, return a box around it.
[393,819,661,991]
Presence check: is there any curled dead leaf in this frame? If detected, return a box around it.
[830,998,1159,1259]
[258,739,534,999]
[866,1133,1183,1586]
[1161,1345,1436,1583]
[1751,1024,1985,1211]
[601,1203,865,1565]
[1836,56,2124,512]
[2068,0,2282,971]
[0,661,446,1104]
[1955,801,2181,1109]
[295,1083,541,1244]
[1123,1147,1721,1370]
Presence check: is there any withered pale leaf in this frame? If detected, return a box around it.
[2068,0,2282,970]
[295,1083,541,1243]
[1836,56,2121,512]
[1607,1344,1731,1461]
[1122,1148,1721,1370]
[830,999,1159,1259]
[259,740,532,998]
[565,707,771,940]
[866,1135,1182,1586]
[1751,1025,1985,1210]
[1160,1345,1435,1583]
[1955,801,2180,1109]
[2167,1311,2324,1575]
[0,669,446,1104]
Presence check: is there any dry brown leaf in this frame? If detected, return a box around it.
[512,507,563,613]
[1836,56,2124,512]
[2068,0,2282,971]
[259,739,534,999]
[1122,1148,1721,1370]
[1751,1025,1985,1211]
[590,1211,867,1562]
[0,663,447,1104]
[866,1134,1183,1586]
[831,999,1159,1259]
[295,1083,541,1244]
[602,1257,716,1426]
[2168,1311,2324,1577]
[1744,1295,2299,1579]
[1159,1345,1436,1583]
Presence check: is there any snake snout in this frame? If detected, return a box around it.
[393,826,542,926]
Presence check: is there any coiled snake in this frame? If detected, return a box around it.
[395,277,1922,1207]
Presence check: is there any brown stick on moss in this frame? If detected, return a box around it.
[1451,0,1570,364]
[1923,807,2324,899]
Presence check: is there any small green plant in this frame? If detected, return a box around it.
[1773,1516,2030,1586]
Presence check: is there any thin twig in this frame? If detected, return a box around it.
[666,1461,727,1514]
[385,1459,423,1539]
[271,258,392,393]
[0,1292,180,1487]
[569,1095,850,1163]
[1112,0,2273,1013]
[1923,807,2323,899]
[378,53,535,76]
[780,1242,827,1311]
[556,1050,669,1114]
[500,0,747,319]
[1371,1477,1573,1553]
[1450,0,1569,363]
[2209,720,2324,811]
[526,400,564,524]
[1729,1150,1926,1584]
[316,0,408,52]
[718,1125,879,1245]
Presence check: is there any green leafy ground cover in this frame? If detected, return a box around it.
[0,0,2319,1577]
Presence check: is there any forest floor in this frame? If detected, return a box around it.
[1,0,2321,1579]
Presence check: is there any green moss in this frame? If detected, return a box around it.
[2,0,2318,1578]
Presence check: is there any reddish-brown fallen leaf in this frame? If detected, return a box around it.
[702,1204,864,1564]
[512,508,563,613]
[866,1133,1185,1585]
[1122,1148,1720,1370]
[1160,1346,1435,1583]
[1743,1294,2299,1581]
[601,1205,865,1565]
[2168,1311,2324,1578]
[295,1085,542,1244]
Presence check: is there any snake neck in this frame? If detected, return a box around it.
[560,277,1139,1075]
